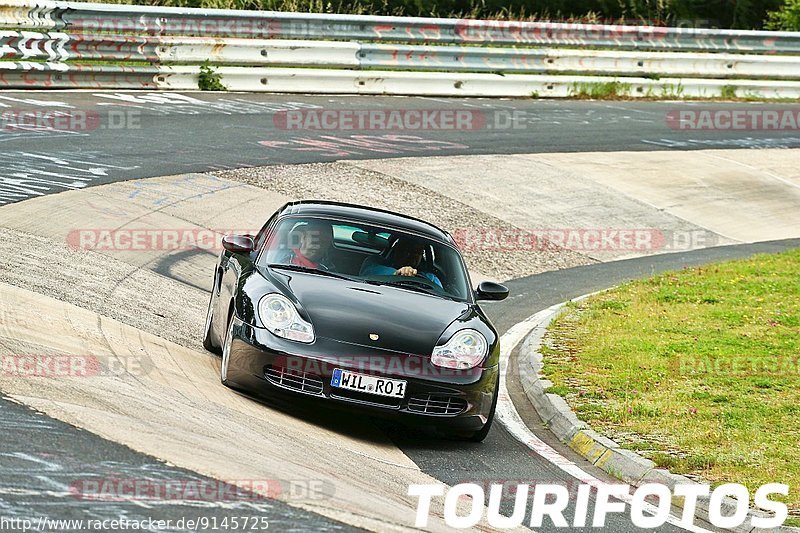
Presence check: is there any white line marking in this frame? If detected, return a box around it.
[496,305,713,532]
[0,95,73,108]
[0,487,269,511]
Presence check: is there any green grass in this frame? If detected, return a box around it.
[720,84,739,99]
[658,82,684,99]
[542,248,800,524]
[568,80,632,99]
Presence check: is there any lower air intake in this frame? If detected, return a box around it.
[265,366,324,395]
[407,394,467,415]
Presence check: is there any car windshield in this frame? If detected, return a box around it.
[258,216,471,301]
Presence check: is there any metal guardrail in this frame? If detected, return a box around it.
[1,0,800,96]
[5,0,800,53]
[3,62,800,98]
[4,31,800,80]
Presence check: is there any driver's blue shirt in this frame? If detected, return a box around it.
[361,263,443,288]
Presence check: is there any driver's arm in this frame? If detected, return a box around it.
[395,266,417,277]
[424,272,443,288]
[396,268,443,289]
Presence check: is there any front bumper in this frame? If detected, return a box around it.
[225,319,498,432]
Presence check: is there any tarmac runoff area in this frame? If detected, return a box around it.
[218,148,800,265]
[0,148,798,531]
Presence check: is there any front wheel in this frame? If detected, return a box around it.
[202,294,221,355]
[447,377,499,442]
[220,318,234,387]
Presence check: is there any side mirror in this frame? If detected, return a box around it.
[222,234,254,254]
[475,281,509,301]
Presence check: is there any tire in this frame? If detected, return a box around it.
[202,293,221,355]
[220,317,234,387]
[448,376,499,442]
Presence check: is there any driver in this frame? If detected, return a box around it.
[278,220,336,271]
[361,239,442,288]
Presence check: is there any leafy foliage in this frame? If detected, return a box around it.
[765,0,800,29]
[198,61,226,91]
[73,0,785,29]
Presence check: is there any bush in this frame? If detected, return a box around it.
[765,0,800,29]
[198,61,226,91]
[73,0,785,30]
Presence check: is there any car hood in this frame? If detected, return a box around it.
[273,270,471,355]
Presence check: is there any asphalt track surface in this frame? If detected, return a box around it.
[2,91,800,206]
[2,91,799,532]
[6,240,800,532]
[380,238,800,533]
[0,396,359,532]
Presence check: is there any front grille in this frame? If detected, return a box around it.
[407,394,468,415]
[265,366,324,396]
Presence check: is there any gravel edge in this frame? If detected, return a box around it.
[215,161,595,281]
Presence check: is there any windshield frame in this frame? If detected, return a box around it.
[255,214,474,303]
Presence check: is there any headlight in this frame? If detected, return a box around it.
[431,329,488,369]
[258,294,315,343]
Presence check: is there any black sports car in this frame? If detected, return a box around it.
[202,201,509,441]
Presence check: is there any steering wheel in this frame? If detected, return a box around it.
[404,274,435,283]
[394,274,438,288]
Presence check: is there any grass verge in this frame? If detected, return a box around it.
[569,80,632,99]
[542,248,800,524]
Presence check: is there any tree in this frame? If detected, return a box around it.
[765,0,800,29]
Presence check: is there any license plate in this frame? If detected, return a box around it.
[331,368,407,398]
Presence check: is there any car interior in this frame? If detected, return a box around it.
[261,218,469,300]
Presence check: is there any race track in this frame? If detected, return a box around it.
[3,92,800,206]
[1,91,799,532]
